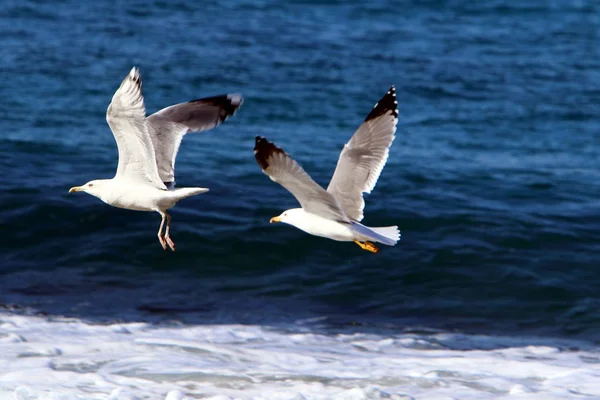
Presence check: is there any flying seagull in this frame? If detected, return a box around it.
[69,67,243,251]
[254,86,400,253]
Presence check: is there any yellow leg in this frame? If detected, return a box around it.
[353,240,379,253]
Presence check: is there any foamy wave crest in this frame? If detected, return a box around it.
[0,312,599,400]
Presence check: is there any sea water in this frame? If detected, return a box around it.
[1,0,599,398]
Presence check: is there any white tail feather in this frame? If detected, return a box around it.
[369,226,401,245]
[351,223,401,246]
[171,187,209,200]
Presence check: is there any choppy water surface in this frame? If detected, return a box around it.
[1,0,599,398]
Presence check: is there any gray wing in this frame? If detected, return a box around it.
[146,94,243,186]
[254,136,348,221]
[105,67,166,189]
[326,86,398,222]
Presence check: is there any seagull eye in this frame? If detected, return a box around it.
[88,183,94,187]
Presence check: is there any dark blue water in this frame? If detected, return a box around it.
[1,0,599,340]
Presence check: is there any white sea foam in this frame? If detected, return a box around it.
[0,312,599,400]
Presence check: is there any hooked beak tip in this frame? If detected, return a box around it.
[69,187,80,193]
[270,216,281,224]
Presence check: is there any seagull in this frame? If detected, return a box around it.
[254,86,400,253]
[69,67,242,251]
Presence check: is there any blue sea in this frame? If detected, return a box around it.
[1,1,599,399]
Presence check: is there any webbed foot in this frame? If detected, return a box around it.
[354,240,379,253]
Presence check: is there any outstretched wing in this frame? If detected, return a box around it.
[105,67,166,189]
[146,94,243,187]
[254,136,348,221]
[326,86,398,221]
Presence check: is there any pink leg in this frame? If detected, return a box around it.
[157,212,167,250]
[164,213,175,252]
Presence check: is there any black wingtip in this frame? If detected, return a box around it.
[254,136,285,170]
[122,66,142,90]
[364,85,398,122]
[188,93,244,121]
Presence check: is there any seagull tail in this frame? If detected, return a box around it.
[351,222,400,246]
[170,187,209,201]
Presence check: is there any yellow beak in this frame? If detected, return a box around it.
[270,216,281,223]
[69,186,82,193]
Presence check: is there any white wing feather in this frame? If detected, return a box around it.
[146,94,243,185]
[327,86,398,221]
[105,67,165,189]
[254,137,348,221]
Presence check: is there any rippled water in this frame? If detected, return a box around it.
[2,313,600,400]
[1,0,599,398]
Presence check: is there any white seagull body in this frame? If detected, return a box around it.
[254,86,400,253]
[69,67,243,251]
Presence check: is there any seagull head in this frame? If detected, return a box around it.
[69,179,109,198]
[270,208,304,225]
